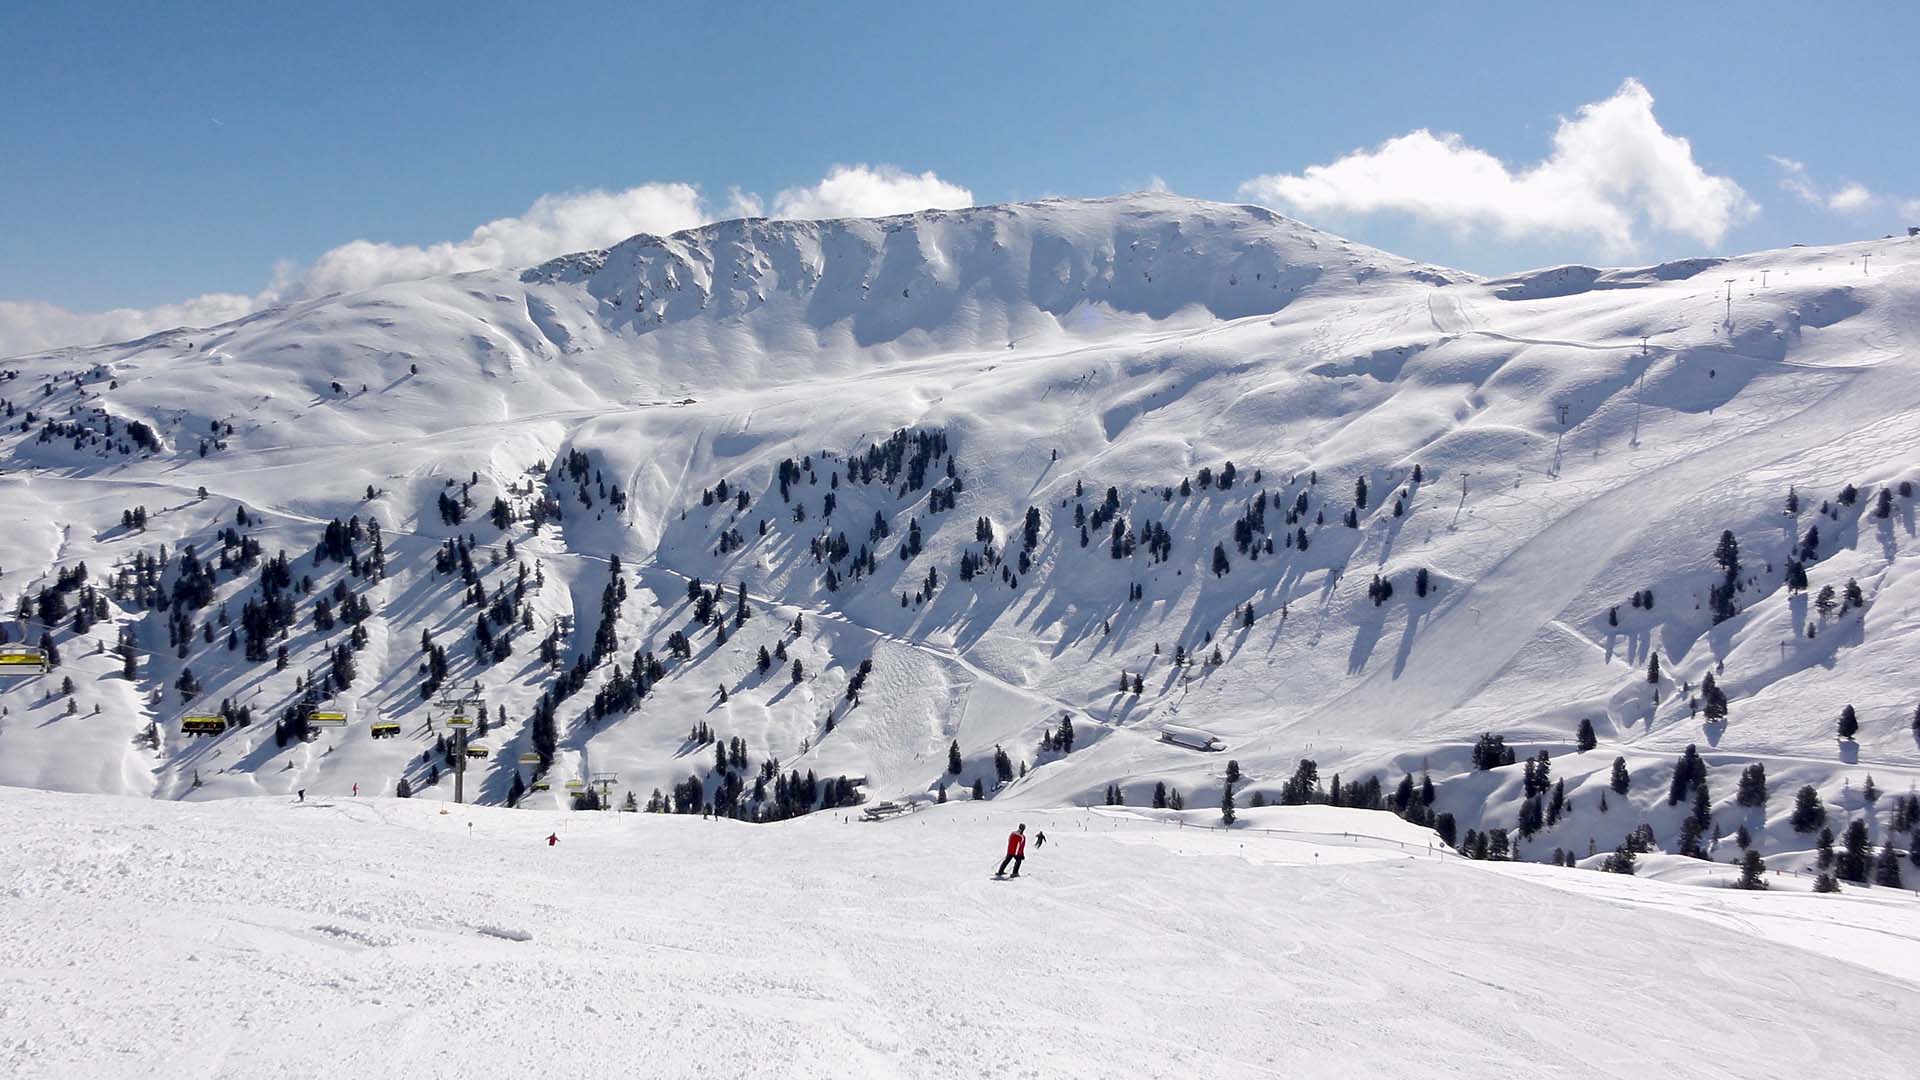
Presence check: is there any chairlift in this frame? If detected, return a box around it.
[369,720,402,739]
[465,744,490,760]
[531,781,551,791]
[308,710,348,729]
[181,714,229,736]
[564,779,585,791]
[0,644,50,677]
[444,711,472,729]
[519,751,541,764]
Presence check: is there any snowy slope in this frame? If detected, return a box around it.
[3,193,1920,879]
[3,787,1916,1080]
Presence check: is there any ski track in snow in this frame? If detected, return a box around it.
[1,788,1916,1080]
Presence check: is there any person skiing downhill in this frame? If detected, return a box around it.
[996,824,1027,878]
[547,832,558,847]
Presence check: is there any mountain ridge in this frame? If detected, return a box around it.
[2,194,1918,893]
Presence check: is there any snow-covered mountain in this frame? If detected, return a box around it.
[4,192,1919,883]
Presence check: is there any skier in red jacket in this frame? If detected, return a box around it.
[996,824,1027,878]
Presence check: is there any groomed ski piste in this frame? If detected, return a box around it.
[3,787,1917,1080]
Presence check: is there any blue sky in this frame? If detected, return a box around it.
[3,1,1916,352]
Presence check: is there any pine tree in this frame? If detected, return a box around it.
[1471,732,1514,771]
[1646,652,1660,685]
[1603,844,1637,875]
[1679,815,1706,859]
[1837,820,1872,883]
[1576,718,1597,752]
[1667,744,1704,805]
[1875,841,1906,888]
[1152,781,1168,809]
[1735,763,1768,808]
[1220,779,1236,825]
[1610,756,1631,795]
[1519,795,1543,839]
[1837,704,1859,740]
[1789,784,1825,833]
[1734,848,1768,890]
[1700,672,1727,722]
[947,740,962,775]
[1487,828,1510,860]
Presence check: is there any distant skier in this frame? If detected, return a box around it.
[297,789,305,803]
[352,782,359,797]
[1034,830,1047,849]
[547,832,558,847]
[996,824,1028,878]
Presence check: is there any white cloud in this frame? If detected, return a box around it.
[767,165,972,220]
[722,186,767,220]
[1826,183,1873,212]
[0,294,259,360]
[1239,78,1754,254]
[1768,156,1819,205]
[1770,157,1886,214]
[292,183,711,297]
[0,165,971,358]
